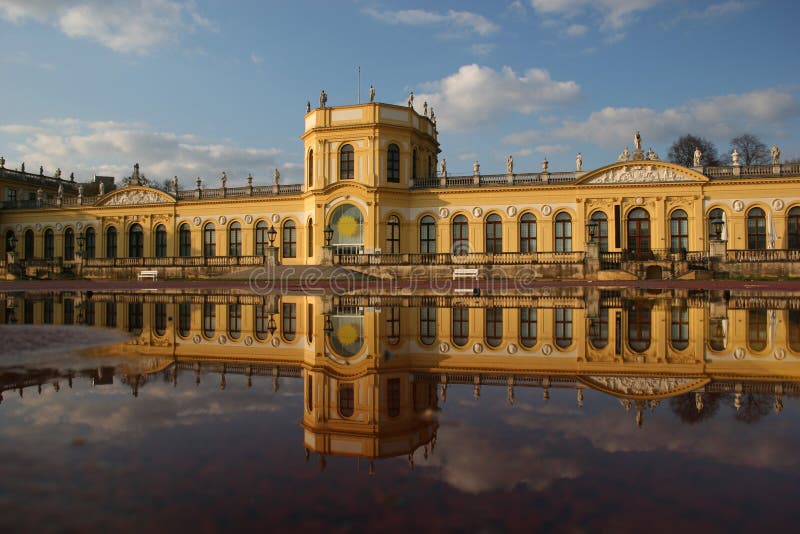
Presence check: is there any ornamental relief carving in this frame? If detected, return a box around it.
[586,164,697,185]
[584,376,704,396]
[104,189,172,206]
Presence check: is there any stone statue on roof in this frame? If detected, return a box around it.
[646,147,659,160]
[731,149,740,166]
[576,152,582,171]
[319,90,327,108]
[771,144,781,164]
[408,91,414,108]
[55,168,62,180]
[440,158,446,176]
[0,156,4,168]
[369,84,375,102]
[693,147,702,167]
[618,147,630,162]
[306,101,311,113]
[634,130,642,151]
[507,154,513,174]
[273,168,280,185]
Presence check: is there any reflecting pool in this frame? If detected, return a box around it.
[2,288,800,532]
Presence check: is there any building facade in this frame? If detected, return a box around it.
[2,100,800,279]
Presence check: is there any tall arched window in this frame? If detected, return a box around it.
[4,230,14,254]
[105,227,117,258]
[282,220,296,258]
[179,223,191,257]
[339,144,354,180]
[24,229,34,259]
[452,215,469,255]
[554,213,572,252]
[555,308,573,348]
[154,303,167,336]
[387,144,400,183]
[255,221,269,256]
[452,307,469,347]
[228,222,242,256]
[520,308,537,348]
[670,209,689,253]
[84,227,95,259]
[591,211,608,252]
[44,229,54,259]
[708,208,725,242]
[485,214,502,253]
[412,148,417,179]
[203,302,216,338]
[155,224,167,257]
[589,307,609,349]
[747,207,766,250]
[128,224,143,258]
[307,149,314,187]
[339,384,354,418]
[748,309,767,351]
[203,223,216,258]
[419,215,436,254]
[788,207,800,250]
[307,218,314,257]
[178,303,191,337]
[670,306,689,350]
[627,208,650,258]
[520,213,537,253]
[64,227,74,260]
[420,307,436,345]
[228,304,241,340]
[485,307,503,347]
[628,305,651,352]
[789,309,800,353]
[387,215,400,253]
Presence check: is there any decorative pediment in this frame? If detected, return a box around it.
[578,161,707,185]
[578,375,709,399]
[96,186,176,207]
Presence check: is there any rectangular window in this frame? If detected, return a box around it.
[179,228,191,257]
[282,225,297,258]
[7,189,17,203]
[128,303,143,334]
[105,302,117,327]
[282,302,296,341]
[84,301,95,326]
[63,298,74,325]
[44,300,54,324]
[386,307,400,343]
[387,378,401,417]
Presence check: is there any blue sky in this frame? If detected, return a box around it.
[1,0,798,185]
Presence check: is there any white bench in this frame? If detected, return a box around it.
[137,270,158,281]
[452,268,479,280]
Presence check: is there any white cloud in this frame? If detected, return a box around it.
[503,87,800,149]
[414,64,581,131]
[469,43,496,57]
[250,52,264,65]
[363,7,498,36]
[0,0,212,54]
[0,118,288,186]
[563,23,587,37]
[531,0,661,37]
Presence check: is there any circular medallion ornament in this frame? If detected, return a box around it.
[35,223,42,232]
[271,337,281,347]
[472,342,484,353]
[541,205,552,216]
[245,215,253,224]
[193,335,201,344]
[439,342,450,353]
[472,207,483,217]
[733,200,744,212]
[193,216,201,226]
[15,224,22,232]
[775,348,786,360]
[244,336,253,346]
[635,197,644,205]
[542,343,553,356]
[734,347,745,360]
[772,199,785,211]
[507,343,518,354]
[439,207,449,218]
[506,206,517,217]
[55,223,62,232]
[218,335,227,345]
[218,216,227,225]
[271,214,280,223]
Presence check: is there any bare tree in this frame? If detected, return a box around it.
[730,133,769,165]
[668,134,721,167]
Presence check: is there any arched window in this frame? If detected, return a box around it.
[282,302,296,341]
[64,227,75,260]
[203,223,216,258]
[387,215,400,253]
[708,208,725,242]
[628,305,651,352]
[4,230,14,255]
[106,227,117,258]
[788,207,800,250]
[329,204,364,253]
[203,302,215,338]
[154,303,167,336]
[747,207,766,250]
[255,305,269,341]
[670,209,689,253]
[789,309,800,353]
[420,307,436,345]
[307,218,314,257]
[419,215,436,254]
[554,213,572,252]
[591,211,608,252]
[412,148,417,179]
[84,227,96,259]
[228,304,241,340]
[520,308,537,348]
[228,222,242,256]
[670,306,689,350]
[387,144,400,183]
[555,308,573,348]
[155,224,167,257]
[339,144,354,180]
[627,208,650,257]
[178,303,191,337]
[386,307,400,345]
[179,223,191,257]
[452,215,469,255]
[128,303,143,335]
[452,307,469,347]
[255,221,269,256]
[24,229,34,259]
[589,307,609,349]
[485,307,503,347]
[748,309,767,351]
[339,384,354,417]
[485,214,502,253]
[282,220,297,258]
[307,149,314,187]
[128,224,143,258]
[44,229,54,259]
[520,213,537,253]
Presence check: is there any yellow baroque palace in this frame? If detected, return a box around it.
[2,100,800,279]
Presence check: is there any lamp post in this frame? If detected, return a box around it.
[586,220,598,242]
[267,314,277,337]
[323,313,333,336]
[712,219,724,240]
[322,224,335,266]
[76,233,85,277]
[264,225,278,266]
[6,234,18,267]
[268,225,277,247]
[584,220,600,277]
[324,225,334,246]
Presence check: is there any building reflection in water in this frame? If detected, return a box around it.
[2,287,800,470]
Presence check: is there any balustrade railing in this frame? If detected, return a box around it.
[83,255,267,268]
[334,251,585,266]
[726,249,800,263]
